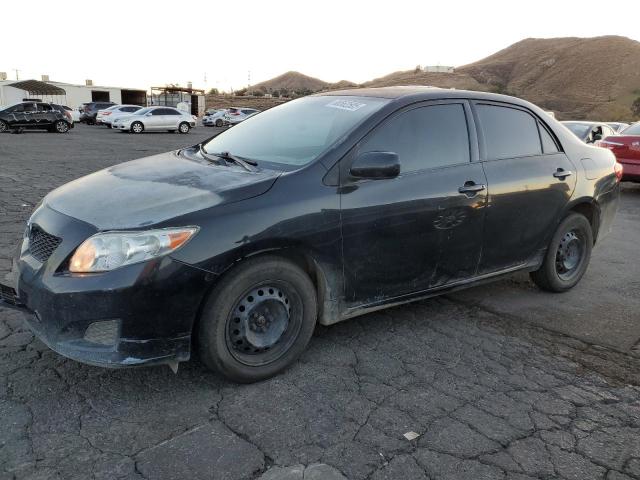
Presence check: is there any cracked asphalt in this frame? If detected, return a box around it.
[1,124,640,480]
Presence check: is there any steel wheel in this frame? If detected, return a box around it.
[555,230,586,281]
[55,120,69,133]
[225,282,301,367]
[131,122,144,134]
[530,213,593,292]
[178,122,190,134]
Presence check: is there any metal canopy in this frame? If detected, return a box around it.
[9,79,66,95]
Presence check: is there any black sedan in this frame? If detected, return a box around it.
[1,87,621,382]
[0,101,74,133]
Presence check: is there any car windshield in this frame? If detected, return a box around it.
[563,122,592,138]
[621,123,640,135]
[203,96,389,166]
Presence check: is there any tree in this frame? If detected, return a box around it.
[234,88,247,96]
[207,88,219,95]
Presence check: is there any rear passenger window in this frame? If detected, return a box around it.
[361,104,470,174]
[477,104,541,159]
[539,124,559,153]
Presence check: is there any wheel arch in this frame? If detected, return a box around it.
[564,197,601,244]
[190,244,341,349]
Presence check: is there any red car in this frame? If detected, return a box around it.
[601,122,640,182]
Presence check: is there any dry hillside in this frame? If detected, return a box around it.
[243,36,640,120]
[458,35,640,120]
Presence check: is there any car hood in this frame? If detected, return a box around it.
[43,150,282,230]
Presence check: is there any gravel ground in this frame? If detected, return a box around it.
[1,124,640,480]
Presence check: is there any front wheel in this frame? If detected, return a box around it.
[54,120,70,133]
[530,213,593,292]
[131,121,144,134]
[198,256,317,383]
[215,118,223,127]
[0,120,8,133]
[178,122,190,134]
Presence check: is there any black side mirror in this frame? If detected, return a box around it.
[350,151,400,179]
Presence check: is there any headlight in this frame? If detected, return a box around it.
[69,227,198,273]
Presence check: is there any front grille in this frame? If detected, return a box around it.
[29,225,62,263]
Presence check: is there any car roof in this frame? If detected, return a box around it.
[313,86,553,111]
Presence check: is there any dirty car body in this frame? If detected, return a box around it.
[1,87,620,379]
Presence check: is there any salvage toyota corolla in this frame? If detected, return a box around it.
[0,87,621,383]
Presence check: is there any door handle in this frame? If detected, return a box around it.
[553,169,573,179]
[458,182,486,194]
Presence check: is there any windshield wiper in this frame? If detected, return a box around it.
[198,144,226,166]
[209,151,258,172]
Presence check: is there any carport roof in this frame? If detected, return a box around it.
[8,79,66,95]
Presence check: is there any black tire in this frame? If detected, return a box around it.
[0,120,8,133]
[215,118,223,127]
[178,122,190,134]
[54,120,70,134]
[530,213,593,292]
[131,121,144,134]
[198,256,317,383]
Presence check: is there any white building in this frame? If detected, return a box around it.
[0,76,147,109]
[423,66,455,73]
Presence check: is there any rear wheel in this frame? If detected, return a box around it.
[198,256,317,383]
[131,121,144,134]
[178,122,190,134]
[54,120,70,133]
[530,213,593,292]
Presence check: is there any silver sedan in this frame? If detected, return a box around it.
[112,107,197,134]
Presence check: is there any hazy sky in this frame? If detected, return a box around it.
[2,0,639,92]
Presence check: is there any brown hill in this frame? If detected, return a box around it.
[251,71,330,93]
[247,36,640,120]
[362,36,640,120]
[458,35,640,120]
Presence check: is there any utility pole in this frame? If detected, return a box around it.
[248,70,251,89]
[13,69,19,80]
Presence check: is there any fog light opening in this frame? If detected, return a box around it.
[83,319,120,346]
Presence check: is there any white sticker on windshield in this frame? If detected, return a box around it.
[326,99,366,112]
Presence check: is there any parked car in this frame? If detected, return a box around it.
[0,101,74,133]
[96,105,143,127]
[111,106,196,133]
[62,105,80,123]
[607,122,629,134]
[600,121,640,182]
[0,87,621,382]
[223,107,260,125]
[80,101,116,124]
[203,109,227,127]
[561,121,616,144]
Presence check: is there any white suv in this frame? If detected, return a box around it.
[112,107,197,134]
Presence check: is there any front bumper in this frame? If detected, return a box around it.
[2,205,214,368]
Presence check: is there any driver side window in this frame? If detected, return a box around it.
[360,103,471,174]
